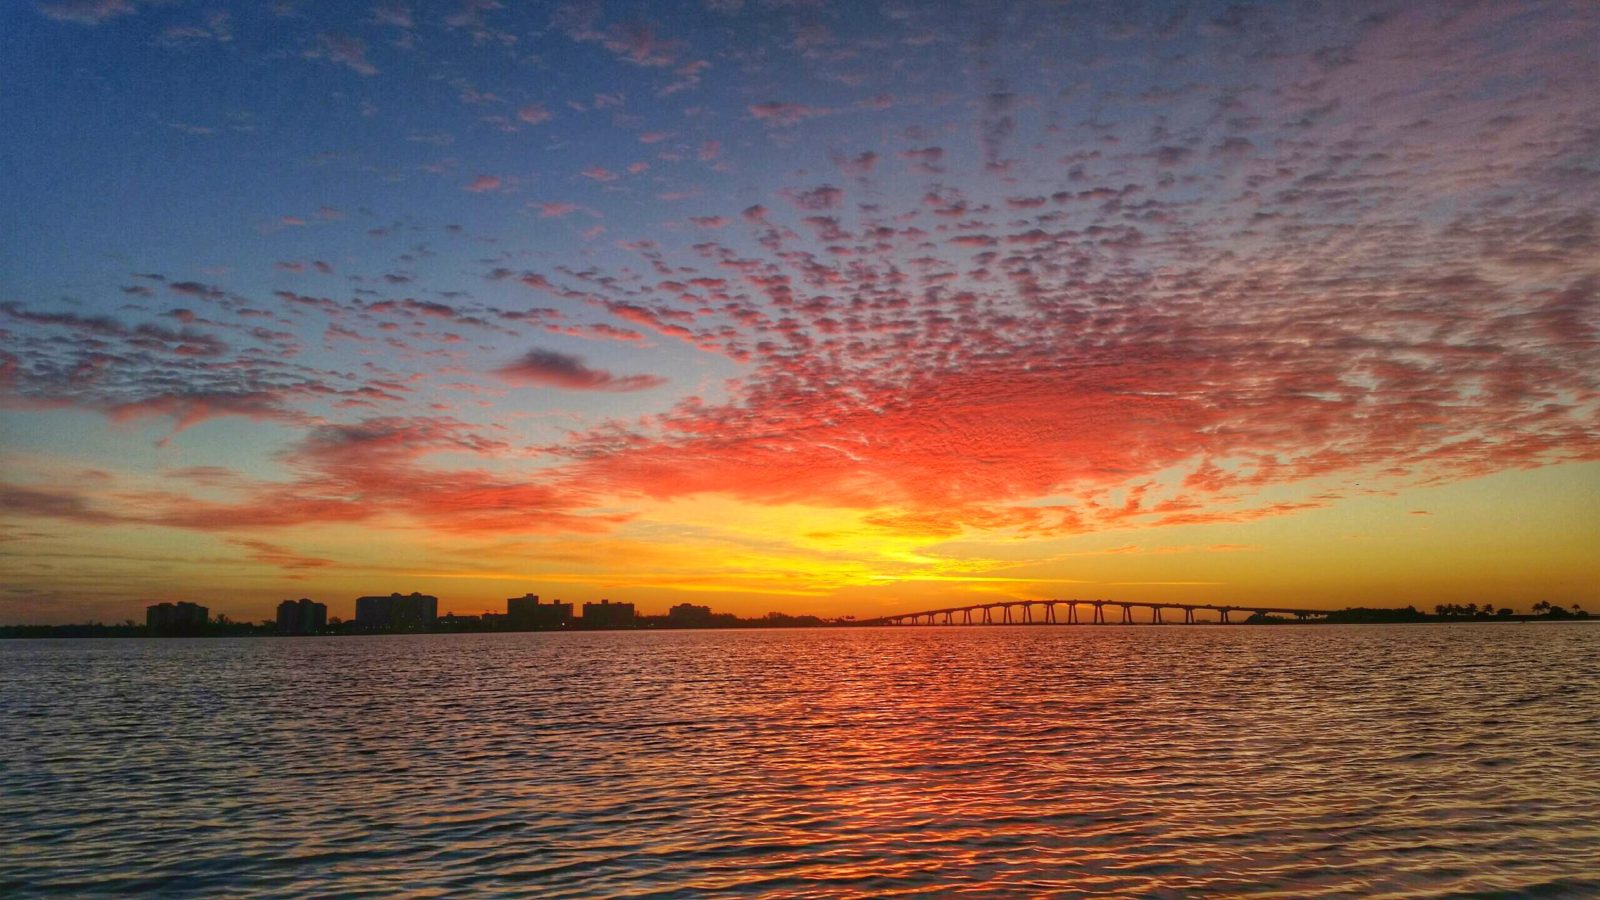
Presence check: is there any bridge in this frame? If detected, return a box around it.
[859,599,1332,626]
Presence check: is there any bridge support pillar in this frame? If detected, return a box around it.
[1152,606,1163,625]
[1045,602,1057,624]
[1120,604,1133,624]
[1093,602,1105,624]
[1219,608,1231,624]
[1003,605,1014,624]
[982,606,993,624]
[1184,607,1194,624]
[1067,603,1078,624]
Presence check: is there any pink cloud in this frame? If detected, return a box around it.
[781,185,844,211]
[2,417,625,537]
[833,151,878,176]
[495,349,666,392]
[748,102,828,126]
[602,23,681,67]
[899,146,945,174]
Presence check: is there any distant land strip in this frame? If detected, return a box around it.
[1,600,1591,639]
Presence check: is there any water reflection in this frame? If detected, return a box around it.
[3,625,1597,896]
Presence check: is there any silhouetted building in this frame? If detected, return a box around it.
[507,593,573,628]
[276,598,327,635]
[146,601,209,635]
[355,592,438,630]
[582,599,635,627]
[667,603,713,626]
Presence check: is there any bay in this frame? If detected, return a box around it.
[3,624,1597,897]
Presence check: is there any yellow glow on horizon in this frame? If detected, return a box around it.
[3,449,1595,622]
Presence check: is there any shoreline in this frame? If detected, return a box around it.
[3,615,1593,640]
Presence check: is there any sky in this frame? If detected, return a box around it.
[2,0,1597,624]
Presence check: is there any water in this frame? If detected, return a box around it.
[3,625,1597,897]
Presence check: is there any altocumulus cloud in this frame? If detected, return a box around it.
[495,349,665,392]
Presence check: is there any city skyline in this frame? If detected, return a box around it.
[4,0,1598,625]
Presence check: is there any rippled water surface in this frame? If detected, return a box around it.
[3,625,1598,896]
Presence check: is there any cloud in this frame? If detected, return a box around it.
[833,151,878,176]
[495,349,666,392]
[602,23,681,67]
[517,103,552,125]
[0,484,120,524]
[156,11,231,45]
[227,538,336,570]
[748,102,828,126]
[8,0,1600,562]
[306,33,378,76]
[553,6,684,69]
[3,417,628,537]
[781,185,844,211]
[371,2,413,29]
[464,174,503,192]
[107,391,300,434]
[168,280,225,300]
[0,302,227,356]
[35,0,133,25]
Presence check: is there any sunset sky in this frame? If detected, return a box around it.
[2,0,1596,624]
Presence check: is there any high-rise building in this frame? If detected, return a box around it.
[582,599,636,628]
[667,603,713,626]
[507,593,573,628]
[354,592,438,630]
[146,601,210,635]
[276,598,328,635]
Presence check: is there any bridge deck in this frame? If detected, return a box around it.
[860,599,1331,626]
